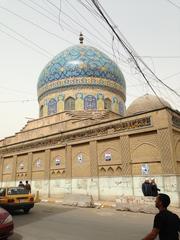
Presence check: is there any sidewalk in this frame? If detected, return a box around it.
[40,197,115,208]
[39,197,180,215]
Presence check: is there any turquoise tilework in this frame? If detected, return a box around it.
[37,45,126,90]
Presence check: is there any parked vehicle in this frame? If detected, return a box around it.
[0,207,13,239]
[0,187,34,214]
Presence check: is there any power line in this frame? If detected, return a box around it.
[90,0,166,106]
[0,0,131,79]
[90,1,180,98]
[78,0,103,19]
[162,71,180,80]
[90,0,180,112]
[46,0,114,50]
[77,0,114,41]
[0,28,50,58]
[0,99,36,103]
[139,55,180,59]
[19,0,134,73]
[0,86,34,95]
[0,4,74,45]
[30,0,58,18]
[89,0,180,99]
[65,0,110,44]
[58,0,63,29]
[0,21,52,56]
[43,0,131,65]
[165,0,180,9]
[18,0,119,58]
[18,0,78,34]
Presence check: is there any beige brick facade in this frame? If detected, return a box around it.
[0,108,180,205]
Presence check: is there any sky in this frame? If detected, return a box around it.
[0,0,179,139]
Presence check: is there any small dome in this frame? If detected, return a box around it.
[126,94,171,116]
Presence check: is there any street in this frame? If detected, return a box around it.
[8,203,155,240]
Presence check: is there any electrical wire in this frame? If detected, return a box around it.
[139,55,180,59]
[90,0,180,99]
[0,4,74,45]
[0,28,50,58]
[0,21,52,56]
[18,0,78,34]
[162,71,180,80]
[91,0,180,98]
[0,99,36,103]
[90,0,172,107]
[19,0,119,58]
[0,86,34,95]
[46,0,114,50]
[77,0,114,38]
[65,0,110,44]
[1,0,130,76]
[58,0,63,29]
[165,0,180,9]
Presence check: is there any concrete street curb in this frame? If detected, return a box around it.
[39,198,180,215]
[40,198,116,208]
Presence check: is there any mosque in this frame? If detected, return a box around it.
[0,34,180,205]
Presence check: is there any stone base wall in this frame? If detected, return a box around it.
[116,196,158,214]
[1,175,180,207]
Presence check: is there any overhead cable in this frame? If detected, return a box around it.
[0,21,52,56]
[90,0,180,99]
[19,0,118,57]
[46,0,113,50]
[65,0,110,43]
[90,0,165,105]
[165,0,180,9]
[0,28,50,58]
[0,4,74,45]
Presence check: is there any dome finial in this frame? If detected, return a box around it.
[79,32,84,44]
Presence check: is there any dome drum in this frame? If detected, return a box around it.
[37,77,126,102]
[39,89,125,117]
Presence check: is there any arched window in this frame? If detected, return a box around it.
[48,98,57,115]
[104,98,112,110]
[84,95,97,110]
[65,97,75,110]
[40,105,43,117]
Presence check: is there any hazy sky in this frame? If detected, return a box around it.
[0,0,179,139]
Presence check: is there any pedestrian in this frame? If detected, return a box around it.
[25,180,31,193]
[151,178,160,197]
[142,178,151,196]
[18,181,24,188]
[142,193,180,240]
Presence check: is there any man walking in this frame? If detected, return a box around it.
[142,178,151,196]
[25,180,31,193]
[18,181,24,188]
[151,178,160,197]
[142,193,180,240]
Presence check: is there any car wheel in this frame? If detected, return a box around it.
[24,208,30,214]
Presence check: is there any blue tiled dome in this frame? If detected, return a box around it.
[37,45,126,99]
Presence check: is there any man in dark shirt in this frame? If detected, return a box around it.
[25,180,31,193]
[151,178,160,197]
[142,193,180,240]
[18,181,24,188]
[142,178,152,196]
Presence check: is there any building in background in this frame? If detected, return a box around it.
[0,35,180,205]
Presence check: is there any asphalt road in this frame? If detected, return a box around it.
[8,203,155,240]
